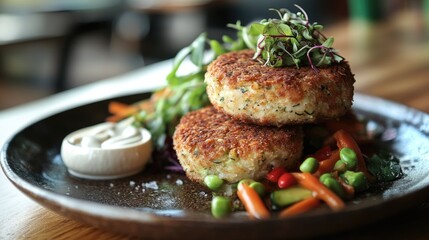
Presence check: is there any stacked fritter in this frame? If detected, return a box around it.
[173,50,355,184]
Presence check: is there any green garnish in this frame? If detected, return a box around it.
[133,5,343,150]
[133,24,248,150]
[133,34,211,149]
[367,151,404,182]
[237,5,344,69]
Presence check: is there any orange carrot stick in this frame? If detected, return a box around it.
[279,197,320,218]
[108,101,134,114]
[237,183,271,219]
[314,150,340,177]
[292,173,345,211]
[107,99,157,122]
[334,129,374,181]
[106,101,139,122]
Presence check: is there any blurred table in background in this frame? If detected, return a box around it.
[1,5,429,240]
[0,0,138,105]
[328,7,429,113]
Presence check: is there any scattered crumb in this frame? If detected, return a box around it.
[143,181,159,190]
[166,174,172,179]
[176,179,184,186]
[223,185,234,197]
[233,199,241,209]
[109,183,114,188]
[129,181,136,187]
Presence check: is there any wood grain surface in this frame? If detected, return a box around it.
[1,9,429,240]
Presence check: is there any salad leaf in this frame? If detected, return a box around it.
[133,5,345,152]
[134,29,248,150]
[366,151,404,182]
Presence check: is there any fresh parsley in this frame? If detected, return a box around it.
[367,151,404,182]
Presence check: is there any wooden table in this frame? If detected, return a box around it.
[1,12,429,239]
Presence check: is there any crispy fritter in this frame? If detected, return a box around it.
[205,49,355,126]
[173,107,303,183]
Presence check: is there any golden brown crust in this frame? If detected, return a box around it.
[173,106,303,183]
[205,49,355,126]
[207,49,354,89]
[174,106,302,158]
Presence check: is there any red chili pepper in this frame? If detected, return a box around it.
[313,145,332,161]
[266,167,286,183]
[278,173,296,189]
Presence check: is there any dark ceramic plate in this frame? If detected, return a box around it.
[1,92,429,239]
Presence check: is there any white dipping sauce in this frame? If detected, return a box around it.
[61,119,152,180]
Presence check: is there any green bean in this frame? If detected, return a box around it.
[270,187,313,208]
[299,157,319,173]
[204,175,224,191]
[211,196,232,218]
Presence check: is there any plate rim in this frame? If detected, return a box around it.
[1,91,429,238]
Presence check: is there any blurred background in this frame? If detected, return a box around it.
[0,0,428,110]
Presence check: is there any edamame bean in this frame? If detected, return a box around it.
[299,157,319,173]
[249,181,266,197]
[321,177,344,198]
[319,173,332,183]
[211,196,232,218]
[341,171,368,192]
[333,159,347,172]
[340,148,358,170]
[238,178,255,187]
[204,175,224,190]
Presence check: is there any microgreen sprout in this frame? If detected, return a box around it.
[239,5,344,69]
[132,6,344,170]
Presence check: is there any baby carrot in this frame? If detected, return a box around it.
[314,150,340,177]
[292,173,345,211]
[334,129,374,182]
[106,100,154,122]
[279,197,320,218]
[106,101,139,122]
[237,183,270,219]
